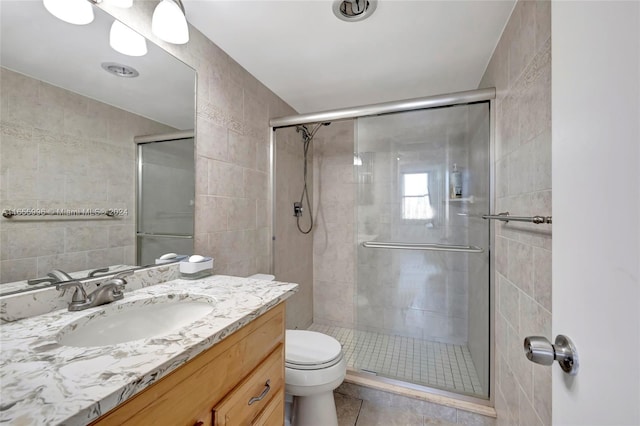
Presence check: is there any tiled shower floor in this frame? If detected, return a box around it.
[308,323,484,396]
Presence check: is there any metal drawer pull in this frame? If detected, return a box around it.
[248,379,271,405]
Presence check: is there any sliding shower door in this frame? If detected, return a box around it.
[137,137,195,266]
[353,103,491,398]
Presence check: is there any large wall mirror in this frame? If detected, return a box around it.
[0,1,196,295]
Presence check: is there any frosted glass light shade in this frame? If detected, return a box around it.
[107,0,133,8]
[110,20,147,57]
[152,0,189,44]
[43,0,94,25]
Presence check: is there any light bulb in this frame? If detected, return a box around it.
[110,20,147,57]
[152,0,189,45]
[43,0,94,25]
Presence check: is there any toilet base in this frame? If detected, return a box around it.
[291,391,338,426]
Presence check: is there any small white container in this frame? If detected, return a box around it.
[155,253,189,264]
[180,256,213,279]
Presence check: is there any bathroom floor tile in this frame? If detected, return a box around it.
[355,401,424,426]
[310,323,483,396]
[335,392,363,426]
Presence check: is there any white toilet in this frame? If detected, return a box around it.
[285,330,346,426]
[247,274,346,426]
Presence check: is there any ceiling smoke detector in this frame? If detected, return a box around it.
[101,62,139,78]
[332,0,377,22]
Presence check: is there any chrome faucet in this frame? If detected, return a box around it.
[49,269,74,282]
[28,269,75,286]
[57,270,134,312]
[87,267,110,278]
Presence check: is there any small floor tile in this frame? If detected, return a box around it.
[310,323,484,397]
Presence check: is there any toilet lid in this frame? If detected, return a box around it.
[285,330,342,367]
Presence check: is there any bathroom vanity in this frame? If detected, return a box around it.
[0,275,297,425]
[93,303,285,426]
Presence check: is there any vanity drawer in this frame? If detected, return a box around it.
[213,344,284,426]
[92,303,284,426]
[251,389,285,426]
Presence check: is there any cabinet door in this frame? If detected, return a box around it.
[213,345,284,426]
[251,392,284,426]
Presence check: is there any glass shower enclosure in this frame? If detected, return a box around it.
[272,92,493,402]
[353,103,491,398]
[136,136,195,266]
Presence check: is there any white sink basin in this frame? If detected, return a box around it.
[57,294,216,347]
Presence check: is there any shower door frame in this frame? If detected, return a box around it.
[134,130,196,266]
[269,88,496,408]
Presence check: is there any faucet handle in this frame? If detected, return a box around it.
[103,270,135,290]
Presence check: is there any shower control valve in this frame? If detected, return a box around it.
[293,202,303,217]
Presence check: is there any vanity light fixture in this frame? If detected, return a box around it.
[43,0,95,25]
[110,20,148,56]
[106,0,133,8]
[152,0,189,45]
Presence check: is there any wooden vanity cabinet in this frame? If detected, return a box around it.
[91,303,285,426]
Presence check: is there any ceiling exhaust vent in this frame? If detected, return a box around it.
[332,0,377,22]
[101,62,139,78]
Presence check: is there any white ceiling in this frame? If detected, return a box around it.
[184,0,515,114]
[0,1,195,130]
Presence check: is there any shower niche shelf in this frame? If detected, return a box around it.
[447,196,475,203]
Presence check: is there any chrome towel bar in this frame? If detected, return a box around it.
[362,241,484,253]
[2,209,119,219]
[482,212,552,224]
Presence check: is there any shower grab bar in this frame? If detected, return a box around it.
[482,212,552,224]
[362,241,484,253]
[136,232,193,239]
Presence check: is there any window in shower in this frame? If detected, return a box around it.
[401,172,433,220]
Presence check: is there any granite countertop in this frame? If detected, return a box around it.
[0,275,298,425]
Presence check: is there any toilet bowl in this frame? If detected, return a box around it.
[285,330,346,426]
[246,274,346,425]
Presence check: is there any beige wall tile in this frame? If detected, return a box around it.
[65,226,108,252]
[37,252,88,277]
[481,0,551,422]
[228,131,257,169]
[507,239,534,295]
[0,258,37,282]
[243,169,268,201]
[196,117,228,161]
[207,159,244,197]
[533,246,552,311]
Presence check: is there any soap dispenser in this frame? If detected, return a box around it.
[451,164,462,199]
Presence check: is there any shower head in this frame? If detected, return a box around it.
[296,125,312,141]
[296,122,332,143]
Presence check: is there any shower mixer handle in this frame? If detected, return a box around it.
[293,202,303,217]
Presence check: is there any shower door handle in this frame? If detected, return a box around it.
[362,241,484,253]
